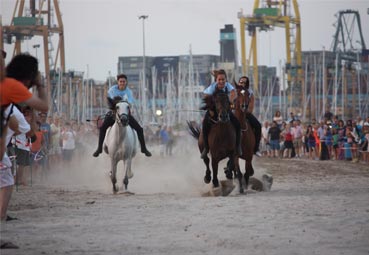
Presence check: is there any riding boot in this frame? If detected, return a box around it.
[128,115,151,157]
[201,112,211,159]
[92,130,105,157]
[137,130,152,157]
[247,113,262,155]
[230,112,242,156]
[93,112,114,157]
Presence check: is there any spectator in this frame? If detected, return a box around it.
[306,125,316,160]
[1,104,30,222]
[166,126,175,156]
[325,125,333,159]
[323,106,333,122]
[282,123,294,158]
[49,116,62,166]
[273,110,283,129]
[61,122,76,164]
[261,121,270,157]
[159,126,169,157]
[13,107,35,185]
[1,53,48,246]
[291,120,303,158]
[30,121,45,176]
[332,128,339,160]
[317,120,329,160]
[268,121,281,158]
[288,112,297,123]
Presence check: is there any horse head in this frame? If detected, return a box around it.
[107,96,130,126]
[235,85,250,113]
[214,91,230,123]
[115,100,130,127]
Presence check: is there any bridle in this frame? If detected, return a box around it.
[115,101,130,127]
[237,89,249,113]
[214,93,230,123]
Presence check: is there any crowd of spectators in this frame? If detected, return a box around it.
[260,110,369,164]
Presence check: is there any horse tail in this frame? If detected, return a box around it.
[187,121,200,140]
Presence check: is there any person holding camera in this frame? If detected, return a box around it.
[1,52,50,249]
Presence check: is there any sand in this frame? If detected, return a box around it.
[1,140,369,255]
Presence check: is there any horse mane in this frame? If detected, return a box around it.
[200,95,212,111]
[200,89,230,111]
[107,96,124,110]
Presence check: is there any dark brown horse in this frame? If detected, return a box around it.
[188,91,243,192]
[227,86,255,188]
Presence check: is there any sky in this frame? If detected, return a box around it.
[1,0,368,81]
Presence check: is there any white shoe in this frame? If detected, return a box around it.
[255,151,262,157]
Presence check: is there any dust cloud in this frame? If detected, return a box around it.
[42,134,211,195]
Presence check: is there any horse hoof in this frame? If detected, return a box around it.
[225,171,233,180]
[113,186,119,194]
[239,187,244,194]
[204,176,211,184]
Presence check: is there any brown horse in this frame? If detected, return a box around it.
[226,86,255,188]
[188,91,243,192]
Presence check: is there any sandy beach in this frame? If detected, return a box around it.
[1,141,369,255]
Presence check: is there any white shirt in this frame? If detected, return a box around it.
[262,126,269,139]
[62,130,76,150]
[291,125,303,139]
[2,105,31,168]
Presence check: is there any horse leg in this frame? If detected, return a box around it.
[232,156,243,194]
[203,156,211,184]
[224,158,234,180]
[244,160,254,190]
[111,159,118,193]
[211,159,219,188]
[123,159,132,190]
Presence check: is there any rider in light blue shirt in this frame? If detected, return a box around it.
[108,84,135,105]
[203,81,235,95]
[92,74,151,158]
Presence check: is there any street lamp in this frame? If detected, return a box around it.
[33,44,40,59]
[138,15,148,124]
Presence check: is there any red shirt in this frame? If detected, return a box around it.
[285,132,293,142]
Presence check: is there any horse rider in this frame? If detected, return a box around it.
[201,69,242,159]
[92,74,152,157]
[238,76,262,157]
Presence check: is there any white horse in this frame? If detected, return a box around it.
[103,98,138,193]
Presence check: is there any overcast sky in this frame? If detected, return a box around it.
[1,0,368,81]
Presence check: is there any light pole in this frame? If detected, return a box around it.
[33,44,40,59]
[139,15,148,125]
